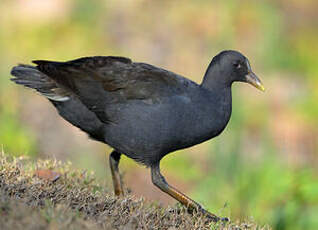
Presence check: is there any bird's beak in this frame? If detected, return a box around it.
[245,71,265,92]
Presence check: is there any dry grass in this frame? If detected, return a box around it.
[0,153,270,230]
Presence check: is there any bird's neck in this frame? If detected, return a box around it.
[200,62,232,91]
[202,79,233,138]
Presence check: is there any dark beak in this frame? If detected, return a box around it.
[245,71,265,92]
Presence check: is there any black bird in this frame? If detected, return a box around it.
[10,50,264,221]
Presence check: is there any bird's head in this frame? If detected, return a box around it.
[202,50,265,92]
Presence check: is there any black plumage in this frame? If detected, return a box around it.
[10,50,264,221]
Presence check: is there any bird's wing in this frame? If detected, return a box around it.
[33,56,191,122]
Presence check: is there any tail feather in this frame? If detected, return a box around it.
[10,65,70,102]
[11,64,105,140]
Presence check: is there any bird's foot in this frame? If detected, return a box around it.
[199,208,229,223]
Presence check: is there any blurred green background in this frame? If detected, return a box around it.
[1,0,318,229]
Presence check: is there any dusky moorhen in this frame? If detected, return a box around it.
[11,50,264,221]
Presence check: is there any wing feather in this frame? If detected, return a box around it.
[33,56,192,122]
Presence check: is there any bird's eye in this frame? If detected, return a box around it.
[234,62,241,69]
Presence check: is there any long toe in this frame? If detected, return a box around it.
[206,215,230,224]
[200,208,230,223]
[199,209,220,223]
[205,213,220,223]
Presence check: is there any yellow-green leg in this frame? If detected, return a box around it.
[109,150,124,197]
[151,162,224,222]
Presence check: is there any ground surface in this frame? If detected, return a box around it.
[0,153,269,230]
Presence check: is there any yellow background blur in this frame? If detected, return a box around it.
[1,1,318,229]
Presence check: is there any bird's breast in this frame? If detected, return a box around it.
[103,88,232,155]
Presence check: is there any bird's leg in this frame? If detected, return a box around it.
[151,162,220,222]
[109,150,124,197]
